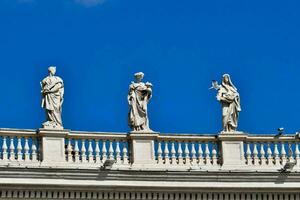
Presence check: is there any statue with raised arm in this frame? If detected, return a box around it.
[128,72,153,132]
[210,74,241,132]
[41,66,64,129]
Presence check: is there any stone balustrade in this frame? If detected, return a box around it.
[0,128,299,171]
[1,129,300,200]
[65,131,129,165]
[0,129,39,163]
[244,135,300,168]
[155,134,219,167]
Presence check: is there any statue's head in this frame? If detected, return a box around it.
[222,73,238,91]
[48,66,56,76]
[134,72,144,82]
[222,74,230,84]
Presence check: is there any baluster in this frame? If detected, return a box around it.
[281,142,287,166]
[9,137,15,161]
[274,142,280,166]
[253,142,259,165]
[2,136,8,160]
[260,143,266,165]
[115,140,121,164]
[24,137,30,161]
[143,191,150,199]
[295,143,300,166]
[211,143,217,165]
[95,140,100,163]
[88,139,94,163]
[184,142,190,165]
[197,142,203,165]
[67,139,73,162]
[177,142,183,165]
[122,141,128,164]
[81,139,87,163]
[290,194,296,200]
[102,140,107,163]
[108,140,114,160]
[17,136,22,161]
[170,141,176,165]
[246,143,251,165]
[31,138,37,161]
[288,142,293,163]
[267,143,273,165]
[205,142,211,165]
[157,141,162,164]
[191,142,196,165]
[74,139,79,163]
[164,141,170,165]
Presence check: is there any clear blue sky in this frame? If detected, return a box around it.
[0,0,299,134]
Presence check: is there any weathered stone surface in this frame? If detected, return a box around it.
[129,132,159,165]
[38,128,70,164]
[218,132,247,168]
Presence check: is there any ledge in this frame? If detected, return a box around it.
[37,128,71,137]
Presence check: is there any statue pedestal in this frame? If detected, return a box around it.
[218,132,247,168]
[38,129,70,164]
[128,132,159,166]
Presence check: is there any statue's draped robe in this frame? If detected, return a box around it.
[217,81,241,132]
[41,76,64,128]
[128,82,152,131]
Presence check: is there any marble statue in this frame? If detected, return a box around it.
[210,74,241,132]
[128,72,153,132]
[41,66,64,129]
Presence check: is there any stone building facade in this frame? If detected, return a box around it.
[0,128,299,199]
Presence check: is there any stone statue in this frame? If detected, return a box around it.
[128,72,153,132]
[210,74,241,132]
[41,66,64,129]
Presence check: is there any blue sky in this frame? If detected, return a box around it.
[0,0,299,134]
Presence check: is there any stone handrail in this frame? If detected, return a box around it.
[68,131,128,139]
[157,133,217,141]
[245,134,297,142]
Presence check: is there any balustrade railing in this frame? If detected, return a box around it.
[244,135,300,167]
[0,129,39,163]
[65,132,129,165]
[0,128,300,170]
[155,134,219,166]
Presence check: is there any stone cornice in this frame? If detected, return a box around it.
[1,167,300,183]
